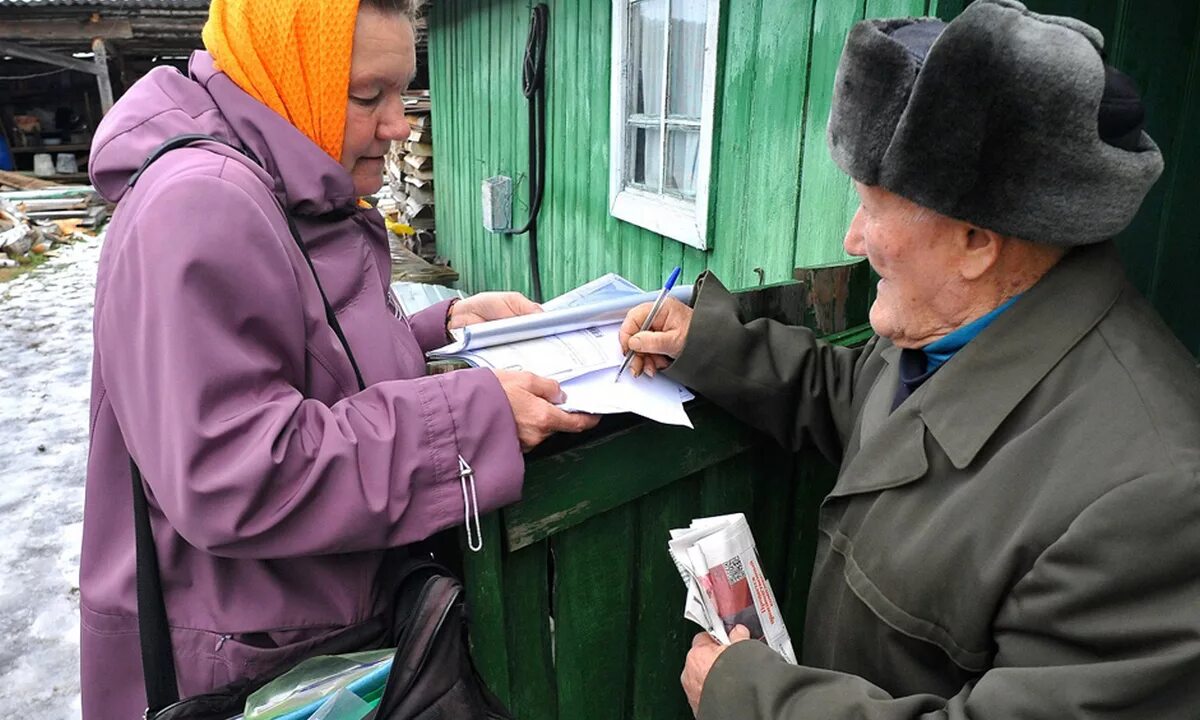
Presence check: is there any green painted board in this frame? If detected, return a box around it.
[791,0,866,271]
[629,478,705,720]
[461,512,511,705]
[551,506,638,720]
[503,403,763,551]
[1144,11,1200,355]
[502,543,558,718]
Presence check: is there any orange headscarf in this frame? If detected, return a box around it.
[202,0,360,161]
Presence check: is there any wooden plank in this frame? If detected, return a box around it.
[791,0,864,271]
[461,513,512,705]
[0,39,102,76]
[734,279,809,325]
[792,257,871,334]
[505,401,764,551]
[0,18,133,41]
[502,543,558,718]
[929,0,969,20]
[1105,0,1199,296]
[1141,9,1200,355]
[866,0,928,20]
[552,506,638,720]
[93,38,114,114]
[699,454,758,519]
[706,0,764,284]
[629,477,704,720]
[0,169,56,191]
[778,454,839,648]
[750,446,799,594]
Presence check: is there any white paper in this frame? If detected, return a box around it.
[389,281,464,316]
[540,272,645,311]
[558,367,695,428]
[429,274,695,427]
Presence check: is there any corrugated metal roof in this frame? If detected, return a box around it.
[0,0,209,7]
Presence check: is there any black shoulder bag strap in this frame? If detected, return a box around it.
[127,134,368,715]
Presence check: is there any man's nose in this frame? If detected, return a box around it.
[843,206,867,257]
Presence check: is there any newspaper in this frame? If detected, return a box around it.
[668,514,797,664]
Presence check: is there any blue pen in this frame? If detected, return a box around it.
[615,266,682,382]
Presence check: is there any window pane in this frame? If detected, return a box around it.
[627,123,663,191]
[665,127,700,198]
[667,0,707,120]
[628,0,667,117]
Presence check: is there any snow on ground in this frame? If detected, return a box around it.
[0,236,102,719]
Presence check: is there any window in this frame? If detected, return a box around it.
[609,0,720,250]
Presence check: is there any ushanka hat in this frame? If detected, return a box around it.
[827,0,1163,246]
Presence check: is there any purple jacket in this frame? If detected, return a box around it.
[81,52,524,719]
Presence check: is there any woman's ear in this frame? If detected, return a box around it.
[959,225,1004,281]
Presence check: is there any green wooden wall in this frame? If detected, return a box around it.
[428,0,937,296]
[429,0,1200,355]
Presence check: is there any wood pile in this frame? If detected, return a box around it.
[0,185,107,268]
[384,92,438,263]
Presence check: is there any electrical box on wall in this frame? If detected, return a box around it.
[482,176,513,233]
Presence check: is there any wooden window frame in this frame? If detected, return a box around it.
[608,0,721,251]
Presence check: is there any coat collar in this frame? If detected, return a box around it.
[189,51,359,216]
[832,242,1126,497]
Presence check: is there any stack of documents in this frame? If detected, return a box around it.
[668,514,797,663]
[430,274,695,427]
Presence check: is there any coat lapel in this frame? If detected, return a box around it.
[828,242,1126,498]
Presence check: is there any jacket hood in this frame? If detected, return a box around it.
[89,51,358,215]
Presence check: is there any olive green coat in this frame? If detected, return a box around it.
[666,242,1200,719]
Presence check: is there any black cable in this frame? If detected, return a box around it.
[503,4,549,302]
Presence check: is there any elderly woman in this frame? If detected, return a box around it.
[80,0,594,716]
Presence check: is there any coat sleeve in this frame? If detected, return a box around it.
[408,299,454,353]
[98,170,524,559]
[664,271,875,463]
[698,471,1200,719]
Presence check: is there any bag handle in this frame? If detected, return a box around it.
[127,134,368,716]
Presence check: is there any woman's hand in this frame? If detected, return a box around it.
[618,297,694,378]
[493,370,600,452]
[449,292,542,329]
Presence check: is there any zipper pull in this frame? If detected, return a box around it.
[459,455,483,552]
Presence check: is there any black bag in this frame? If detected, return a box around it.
[127,135,512,720]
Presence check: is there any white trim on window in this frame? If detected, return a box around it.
[609,0,721,251]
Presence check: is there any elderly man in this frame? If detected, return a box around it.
[620,1,1200,717]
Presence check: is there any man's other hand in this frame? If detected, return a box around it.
[682,625,751,716]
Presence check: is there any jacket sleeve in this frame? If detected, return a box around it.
[408,299,454,353]
[698,471,1200,719]
[98,171,524,559]
[664,271,875,463]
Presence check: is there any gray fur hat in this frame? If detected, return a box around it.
[827,0,1163,246]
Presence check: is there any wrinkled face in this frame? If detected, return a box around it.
[341,8,416,197]
[843,182,966,348]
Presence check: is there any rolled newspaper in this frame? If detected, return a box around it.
[668,513,797,664]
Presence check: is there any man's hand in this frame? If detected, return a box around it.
[450,292,541,329]
[618,296,694,378]
[493,370,600,451]
[682,626,751,716]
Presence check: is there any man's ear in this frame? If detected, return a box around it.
[958,224,1004,281]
